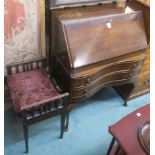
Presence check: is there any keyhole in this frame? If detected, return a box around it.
[106,22,112,29]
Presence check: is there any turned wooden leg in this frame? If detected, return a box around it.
[23,121,28,154]
[106,137,115,155]
[64,110,69,132]
[60,112,65,139]
[124,101,128,107]
[123,83,135,107]
[63,96,69,132]
[114,144,121,155]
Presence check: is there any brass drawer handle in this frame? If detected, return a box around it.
[133,63,138,68]
[85,78,91,85]
[128,73,133,80]
[83,90,88,96]
[144,80,150,87]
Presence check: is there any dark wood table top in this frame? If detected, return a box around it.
[109,104,150,155]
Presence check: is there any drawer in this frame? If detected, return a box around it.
[72,71,137,99]
[134,72,150,91]
[113,71,149,101]
[128,72,150,99]
[140,63,149,73]
[73,60,143,88]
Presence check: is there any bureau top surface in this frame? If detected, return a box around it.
[59,11,147,68]
[52,3,125,20]
[48,0,118,9]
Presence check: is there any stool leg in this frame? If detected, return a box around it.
[60,112,65,139]
[106,137,115,155]
[114,144,121,155]
[64,110,69,132]
[63,96,69,132]
[23,121,28,153]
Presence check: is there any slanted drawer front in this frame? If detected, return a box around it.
[63,11,147,68]
[73,60,143,88]
[72,71,137,99]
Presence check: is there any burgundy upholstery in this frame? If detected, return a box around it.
[109,104,150,155]
[7,69,59,113]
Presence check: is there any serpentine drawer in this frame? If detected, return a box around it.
[72,71,137,99]
[73,54,145,89]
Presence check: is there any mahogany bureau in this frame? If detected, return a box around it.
[47,0,148,108]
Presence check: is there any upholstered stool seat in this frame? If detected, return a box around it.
[7,69,60,113]
[6,58,69,153]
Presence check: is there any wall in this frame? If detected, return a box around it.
[4,0,45,74]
